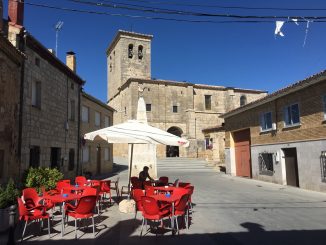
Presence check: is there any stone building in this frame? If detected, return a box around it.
[106,30,267,161]
[1,0,85,181]
[222,70,326,192]
[81,92,114,176]
[0,32,24,183]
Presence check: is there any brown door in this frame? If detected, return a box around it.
[283,148,299,187]
[234,129,251,177]
[97,146,101,174]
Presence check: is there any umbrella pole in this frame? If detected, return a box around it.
[127,143,134,199]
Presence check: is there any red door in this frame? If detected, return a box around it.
[234,129,251,177]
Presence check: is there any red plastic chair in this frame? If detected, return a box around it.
[83,186,101,214]
[22,187,54,211]
[172,194,190,232]
[75,176,87,186]
[99,180,112,206]
[178,182,191,188]
[185,185,194,212]
[140,196,170,237]
[132,189,145,221]
[130,176,139,185]
[159,176,169,185]
[59,179,71,185]
[145,186,155,196]
[56,181,71,194]
[17,197,51,241]
[65,195,97,239]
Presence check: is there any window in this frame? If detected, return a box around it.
[138,45,143,59]
[258,153,274,175]
[260,112,272,131]
[146,104,152,112]
[35,57,40,67]
[29,146,40,168]
[71,82,74,90]
[323,95,326,120]
[128,44,133,58]
[240,95,247,106]
[32,81,41,108]
[110,63,112,72]
[284,103,300,126]
[95,111,101,126]
[70,100,75,121]
[104,148,109,161]
[173,105,178,113]
[68,149,75,171]
[82,146,90,163]
[0,150,4,178]
[104,116,110,127]
[205,95,212,110]
[205,137,213,150]
[82,106,89,123]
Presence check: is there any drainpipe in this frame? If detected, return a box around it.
[17,31,26,179]
[76,87,81,176]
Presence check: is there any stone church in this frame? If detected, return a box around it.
[106,30,267,163]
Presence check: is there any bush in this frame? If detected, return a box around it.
[24,167,64,192]
[0,179,20,209]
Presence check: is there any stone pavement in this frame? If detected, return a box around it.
[2,157,326,244]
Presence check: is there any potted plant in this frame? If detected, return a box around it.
[0,179,20,232]
[24,167,64,192]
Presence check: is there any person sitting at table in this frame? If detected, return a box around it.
[139,166,154,182]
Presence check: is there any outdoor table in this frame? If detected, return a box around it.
[44,193,81,237]
[149,193,180,233]
[64,185,86,192]
[153,186,175,193]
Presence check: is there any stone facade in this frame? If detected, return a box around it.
[223,71,326,192]
[106,30,267,162]
[2,0,85,181]
[81,92,114,176]
[18,34,84,179]
[0,34,23,183]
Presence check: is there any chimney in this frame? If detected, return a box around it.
[8,0,24,27]
[0,0,3,31]
[66,51,76,73]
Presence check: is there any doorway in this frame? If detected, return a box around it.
[166,126,182,157]
[50,147,61,168]
[233,129,251,178]
[97,146,101,174]
[283,148,299,187]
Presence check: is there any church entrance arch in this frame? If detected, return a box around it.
[166,127,183,157]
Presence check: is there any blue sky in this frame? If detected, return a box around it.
[4,0,326,102]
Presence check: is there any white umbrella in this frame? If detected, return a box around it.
[84,120,189,146]
[84,120,189,190]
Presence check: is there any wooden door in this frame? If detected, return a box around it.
[234,129,251,177]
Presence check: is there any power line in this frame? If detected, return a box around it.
[68,0,326,20]
[13,0,326,24]
[114,0,326,11]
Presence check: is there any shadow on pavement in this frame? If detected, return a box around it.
[11,219,326,245]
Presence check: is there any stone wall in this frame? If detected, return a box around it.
[20,44,81,179]
[0,35,23,183]
[81,93,114,175]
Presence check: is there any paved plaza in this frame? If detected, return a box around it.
[3,157,326,244]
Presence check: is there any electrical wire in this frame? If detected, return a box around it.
[112,0,326,11]
[12,0,326,24]
[68,0,326,20]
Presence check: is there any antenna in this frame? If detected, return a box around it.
[55,21,64,56]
